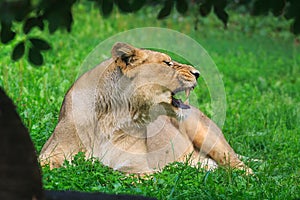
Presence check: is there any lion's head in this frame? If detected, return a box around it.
[97,42,200,126]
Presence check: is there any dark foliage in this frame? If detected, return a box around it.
[0,0,299,66]
[238,0,300,34]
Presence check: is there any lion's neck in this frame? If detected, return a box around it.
[93,67,147,136]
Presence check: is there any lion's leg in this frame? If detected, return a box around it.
[39,118,85,169]
[180,107,253,174]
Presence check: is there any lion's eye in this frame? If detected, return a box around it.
[163,61,174,66]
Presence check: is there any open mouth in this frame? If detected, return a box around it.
[171,87,194,109]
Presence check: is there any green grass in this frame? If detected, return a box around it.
[1,4,300,199]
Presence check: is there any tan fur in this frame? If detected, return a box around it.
[39,43,253,174]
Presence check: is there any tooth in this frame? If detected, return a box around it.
[185,88,190,98]
[185,89,190,105]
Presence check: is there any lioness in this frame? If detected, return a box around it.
[39,42,253,174]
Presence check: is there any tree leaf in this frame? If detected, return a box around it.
[176,0,188,14]
[0,21,16,44]
[199,2,212,17]
[48,19,59,34]
[101,0,113,17]
[284,0,300,20]
[213,0,227,10]
[23,17,44,34]
[252,0,285,17]
[62,11,73,33]
[271,0,285,16]
[29,38,51,51]
[131,0,145,12]
[214,7,229,28]
[13,0,32,22]
[157,0,174,19]
[252,0,270,16]
[42,0,75,34]
[115,0,132,13]
[28,47,43,66]
[213,0,228,28]
[12,41,25,61]
[291,17,300,35]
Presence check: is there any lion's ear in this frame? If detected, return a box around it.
[111,42,136,65]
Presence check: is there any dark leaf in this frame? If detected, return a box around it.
[48,20,59,34]
[214,7,229,28]
[0,0,32,22]
[46,10,73,34]
[13,0,32,22]
[284,0,300,20]
[271,0,285,16]
[29,38,51,51]
[252,0,285,17]
[0,21,16,44]
[102,0,145,13]
[252,0,270,15]
[65,11,73,32]
[28,47,43,66]
[42,0,75,34]
[176,0,188,14]
[213,0,227,9]
[101,0,113,17]
[115,0,132,13]
[131,0,145,12]
[44,9,60,33]
[237,0,252,5]
[157,0,174,19]
[12,41,25,61]
[199,2,212,17]
[291,17,300,35]
[23,17,44,34]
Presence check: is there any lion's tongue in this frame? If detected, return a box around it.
[172,97,190,109]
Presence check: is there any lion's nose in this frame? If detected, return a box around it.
[191,70,200,80]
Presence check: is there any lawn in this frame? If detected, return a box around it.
[0,3,299,200]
